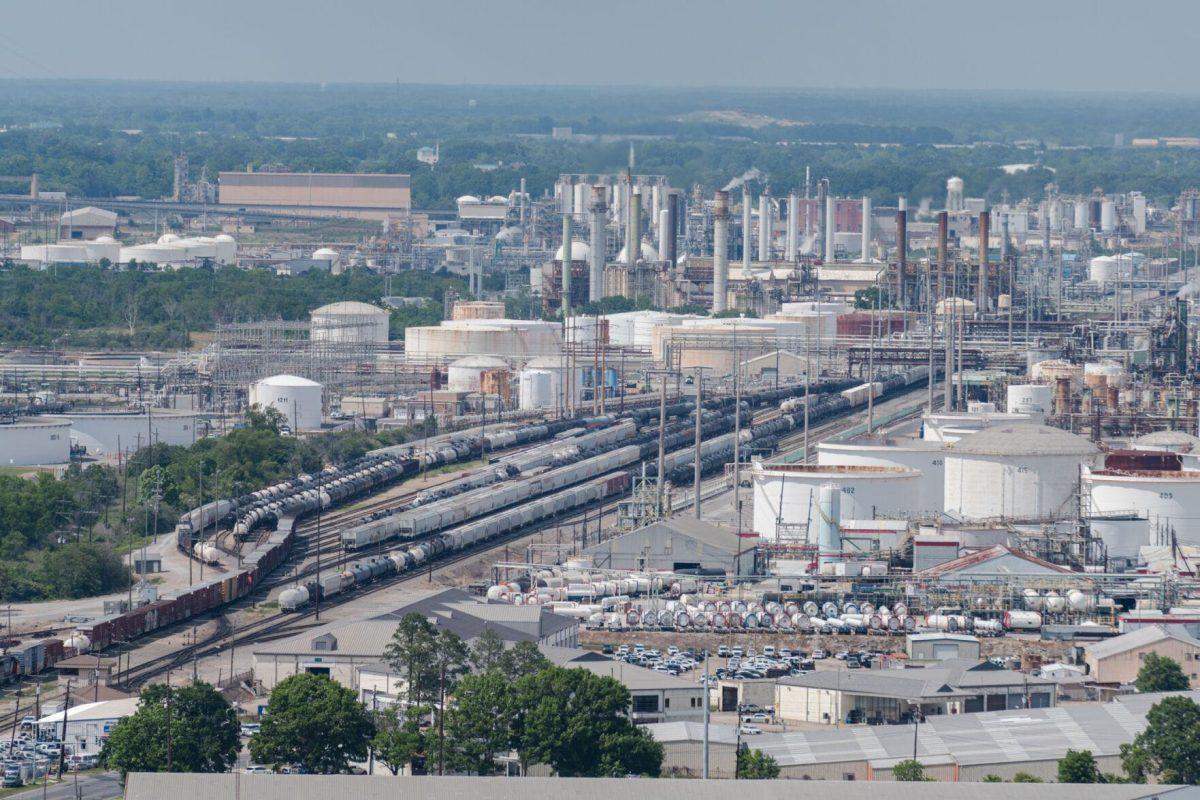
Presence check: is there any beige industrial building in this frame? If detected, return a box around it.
[218,171,411,220]
[906,633,983,663]
[1084,624,1200,687]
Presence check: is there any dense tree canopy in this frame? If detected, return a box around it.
[1135,653,1191,694]
[102,682,239,777]
[250,673,376,774]
[737,748,781,779]
[1121,695,1200,785]
[1058,749,1104,783]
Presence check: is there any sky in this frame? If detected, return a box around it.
[2,0,1197,93]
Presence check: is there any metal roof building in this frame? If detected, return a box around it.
[581,517,753,575]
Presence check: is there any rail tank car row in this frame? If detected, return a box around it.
[280,471,631,612]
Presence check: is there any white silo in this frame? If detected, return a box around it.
[816,484,842,568]
[751,462,926,542]
[310,301,390,345]
[447,355,509,392]
[1089,256,1118,282]
[1073,199,1089,230]
[312,247,341,274]
[1100,199,1116,233]
[213,234,237,264]
[943,424,1100,521]
[1131,193,1147,234]
[518,356,584,411]
[1006,384,1052,422]
[250,374,323,431]
[946,176,964,212]
[0,416,72,466]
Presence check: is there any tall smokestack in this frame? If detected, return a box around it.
[860,196,872,262]
[742,186,753,270]
[589,185,606,302]
[758,190,771,262]
[816,179,828,257]
[651,182,662,233]
[977,210,990,311]
[658,208,669,257]
[824,194,836,263]
[561,213,573,316]
[664,191,680,266]
[896,197,908,308]
[786,192,799,262]
[561,176,574,215]
[713,191,729,313]
[626,188,641,263]
[937,211,949,301]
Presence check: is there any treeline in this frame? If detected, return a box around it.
[104,617,663,778]
[0,264,459,349]
[0,410,431,601]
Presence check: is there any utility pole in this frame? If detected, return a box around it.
[692,367,707,518]
[702,649,710,779]
[56,681,71,777]
[655,370,668,517]
[315,468,323,622]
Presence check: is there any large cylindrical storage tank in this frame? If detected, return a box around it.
[310,301,390,345]
[518,357,583,411]
[1085,466,1200,546]
[1130,430,1200,454]
[0,416,72,465]
[447,355,508,392]
[1031,359,1083,388]
[1084,361,1126,390]
[213,234,237,264]
[405,319,563,361]
[249,374,323,431]
[751,462,925,542]
[67,409,202,456]
[944,424,1100,521]
[817,436,946,512]
[1006,384,1052,422]
[1089,256,1118,282]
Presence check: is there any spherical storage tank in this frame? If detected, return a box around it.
[944,424,1100,521]
[817,436,947,512]
[249,375,323,431]
[751,462,924,542]
[1085,466,1200,546]
[448,356,509,391]
[310,301,389,345]
[0,416,72,466]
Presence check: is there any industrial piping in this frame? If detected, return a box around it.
[713,190,729,313]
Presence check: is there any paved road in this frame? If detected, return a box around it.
[9,771,122,800]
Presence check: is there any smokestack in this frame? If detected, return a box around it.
[561,176,574,215]
[713,191,729,313]
[977,210,990,311]
[664,191,680,266]
[896,197,908,308]
[786,192,799,262]
[742,186,753,270]
[816,179,828,257]
[626,189,641,263]
[651,182,662,233]
[589,186,606,302]
[561,213,573,315]
[937,211,948,301]
[658,208,669,257]
[758,190,771,262]
[860,196,872,262]
[824,194,836,263]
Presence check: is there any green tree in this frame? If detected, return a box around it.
[512,666,660,777]
[981,774,1003,782]
[1012,772,1044,783]
[892,759,928,781]
[1120,695,1200,785]
[101,682,239,777]
[1136,653,1190,693]
[468,628,506,673]
[498,640,550,679]
[249,673,375,774]
[736,747,780,779]
[40,543,128,599]
[1058,749,1103,783]
[446,671,516,775]
[371,705,427,776]
[596,727,662,777]
[383,613,439,705]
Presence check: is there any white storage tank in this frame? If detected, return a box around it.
[1084,361,1126,389]
[312,247,341,272]
[944,423,1100,521]
[751,462,926,542]
[1084,466,1200,546]
[1089,255,1118,283]
[0,416,72,466]
[1031,359,1083,387]
[817,435,947,512]
[447,355,509,392]
[405,319,562,362]
[310,301,390,345]
[517,357,583,411]
[68,409,202,456]
[249,374,323,431]
[1006,384,1052,422]
[1131,430,1200,454]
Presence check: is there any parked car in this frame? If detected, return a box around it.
[738,725,762,735]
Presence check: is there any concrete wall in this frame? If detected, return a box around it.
[659,740,738,779]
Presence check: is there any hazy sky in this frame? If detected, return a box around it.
[2,0,1196,93]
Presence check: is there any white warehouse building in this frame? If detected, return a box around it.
[250,375,323,432]
[943,424,1100,522]
[0,416,73,466]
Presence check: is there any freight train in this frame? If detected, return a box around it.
[279,471,631,612]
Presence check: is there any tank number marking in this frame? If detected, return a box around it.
[842,487,855,494]
[931,459,943,466]
[1159,492,1174,500]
